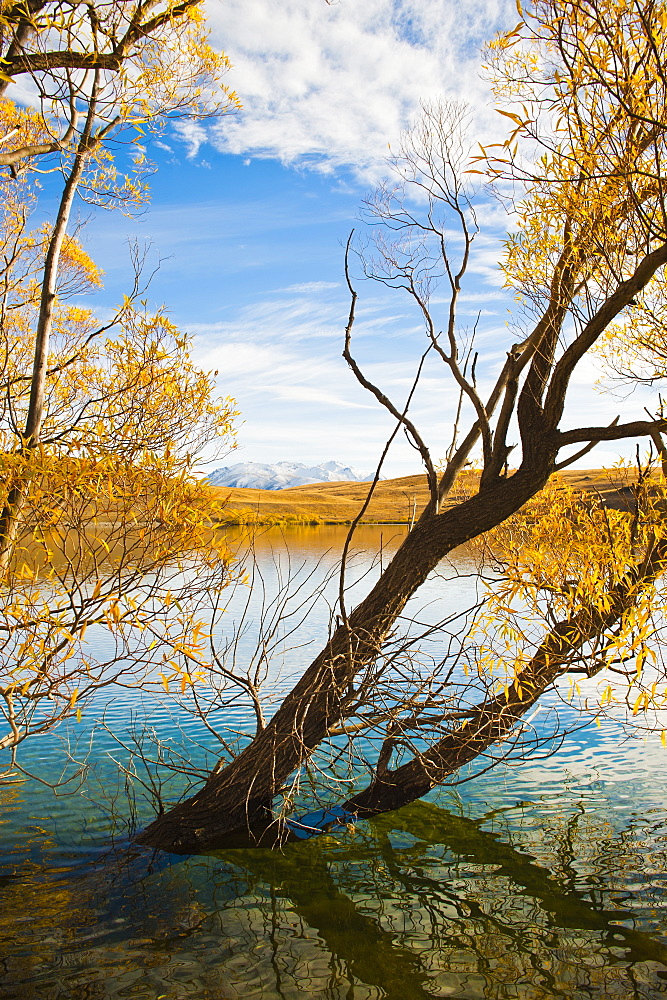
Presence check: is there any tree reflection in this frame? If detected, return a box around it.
[219,800,667,998]
[1,797,667,998]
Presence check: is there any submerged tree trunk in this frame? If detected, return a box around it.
[137,460,556,852]
[135,232,667,853]
[135,5,667,851]
[138,463,667,852]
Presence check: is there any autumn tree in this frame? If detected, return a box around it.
[137,0,667,852]
[0,3,238,766]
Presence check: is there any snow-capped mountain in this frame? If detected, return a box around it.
[207,460,376,491]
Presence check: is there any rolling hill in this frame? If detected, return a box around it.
[209,468,638,524]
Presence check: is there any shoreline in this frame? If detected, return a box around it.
[211,468,640,526]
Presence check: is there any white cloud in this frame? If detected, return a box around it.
[282,281,341,293]
[201,0,516,178]
[188,284,470,473]
[184,298,483,483]
[268,384,374,409]
[173,120,208,158]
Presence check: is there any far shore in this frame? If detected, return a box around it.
[210,468,641,526]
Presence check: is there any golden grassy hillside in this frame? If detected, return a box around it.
[210,468,638,525]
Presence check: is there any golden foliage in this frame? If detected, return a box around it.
[480,0,667,308]
[0,450,233,751]
[0,0,246,766]
[595,274,667,384]
[0,90,238,760]
[472,471,667,730]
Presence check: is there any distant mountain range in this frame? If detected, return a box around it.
[207,460,377,491]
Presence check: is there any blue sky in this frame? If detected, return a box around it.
[56,0,657,477]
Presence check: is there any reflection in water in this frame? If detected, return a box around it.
[0,527,666,997]
[1,795,667,998]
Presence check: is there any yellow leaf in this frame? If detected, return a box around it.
[496,108,525,125]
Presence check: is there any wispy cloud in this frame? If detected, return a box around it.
[201,0,516,178]
[188,278,516,473]
[282,281,340,293]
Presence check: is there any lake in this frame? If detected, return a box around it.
[1,525,666,999]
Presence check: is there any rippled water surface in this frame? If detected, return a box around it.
[1,526,667,999]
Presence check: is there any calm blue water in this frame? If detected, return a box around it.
[1,526,667,999]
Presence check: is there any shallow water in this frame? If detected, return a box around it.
[1,526,667,999]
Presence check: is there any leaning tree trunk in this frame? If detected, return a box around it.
[136,255,667,853]
[137,461,555,852]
